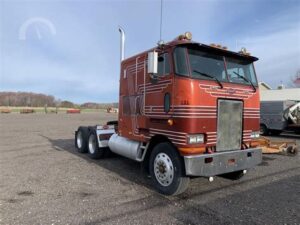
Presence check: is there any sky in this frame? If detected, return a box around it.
[0,0,299,103]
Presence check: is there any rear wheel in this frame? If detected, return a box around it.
[75,127,89,153]
[88,130,105,159]
[149,142,189,195]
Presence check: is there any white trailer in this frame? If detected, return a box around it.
[260,100,300,135]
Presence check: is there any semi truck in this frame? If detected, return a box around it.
[260,100,300,135]
[75,29,262,195]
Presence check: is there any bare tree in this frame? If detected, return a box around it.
[288,69,300,88]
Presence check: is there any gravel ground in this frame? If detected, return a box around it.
[0,113,299,225]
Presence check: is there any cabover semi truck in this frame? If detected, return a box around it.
[75,29,262,195]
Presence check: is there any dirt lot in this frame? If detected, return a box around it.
[0,113,299,225]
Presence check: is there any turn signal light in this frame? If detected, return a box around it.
[167,119,174,126]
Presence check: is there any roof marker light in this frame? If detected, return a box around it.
[176,32,192,41]
[239,47,251,56]
[184,32,192,40]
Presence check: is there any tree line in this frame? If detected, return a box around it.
[0,92,57,107]
[0,92,118,109]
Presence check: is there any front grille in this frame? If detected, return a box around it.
[216,100,243,151]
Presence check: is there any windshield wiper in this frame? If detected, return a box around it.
[193,70,223,89]
[233,71,256,92]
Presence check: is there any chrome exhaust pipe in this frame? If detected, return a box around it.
[118,26,125,62]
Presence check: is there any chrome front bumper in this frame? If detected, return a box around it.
[184,148,262,177]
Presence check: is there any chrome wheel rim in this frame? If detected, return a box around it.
[88,134,96,154]
[154,153,174,187]
[76,131,83,148]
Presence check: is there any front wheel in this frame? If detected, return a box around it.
[149,142,189,195]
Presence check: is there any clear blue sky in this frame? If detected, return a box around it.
[0,0,299,103]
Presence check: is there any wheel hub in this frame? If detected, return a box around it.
[77,132,83,148]
[154,153,174,187]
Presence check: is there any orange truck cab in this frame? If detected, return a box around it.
[75,31,262,195]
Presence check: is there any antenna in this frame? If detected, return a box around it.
[158,0,164,45]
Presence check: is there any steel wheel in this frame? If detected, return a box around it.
[149,142,189,195]
[75,126,89,153]
[87,130,105,159]
[76,131,83,149]
[154,153,174,187]
[88,133,97,154]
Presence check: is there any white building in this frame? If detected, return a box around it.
[259,82,300,101]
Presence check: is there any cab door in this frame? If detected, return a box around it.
[143,52,173,121]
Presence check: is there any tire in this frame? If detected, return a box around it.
[87,130,105,159]
[221,170,244,180]
[260,124,269,136]
[75,127,89,153]
[149,142,190,195]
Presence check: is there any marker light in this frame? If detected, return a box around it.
[177,32,192,41]
[239,47,251,56]
[184,32,192,40]
[210,43,228,50]
[167,119,174,126]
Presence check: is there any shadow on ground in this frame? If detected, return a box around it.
[37,135,300,224]
[262,132,300,140]
[40,135,299,200]
[40,135,153,189]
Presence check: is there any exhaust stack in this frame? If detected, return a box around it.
[118,26,125,62]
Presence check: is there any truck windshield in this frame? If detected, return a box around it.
[174,47,258,86]
[225,57,258,86]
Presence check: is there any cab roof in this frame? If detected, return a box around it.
[123,39,258,63]
[170,40,259,62]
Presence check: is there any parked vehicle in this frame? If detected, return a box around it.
[75,29,262,195]
[260,100,300,135]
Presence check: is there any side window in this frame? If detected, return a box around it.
[174,47,189,76]
[157,53,170,76]
[164,93,171,113]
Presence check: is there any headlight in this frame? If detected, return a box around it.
[250,131,260,139]
[187,134,204,144]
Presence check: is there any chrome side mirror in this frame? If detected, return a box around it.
[147,51,158,74]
